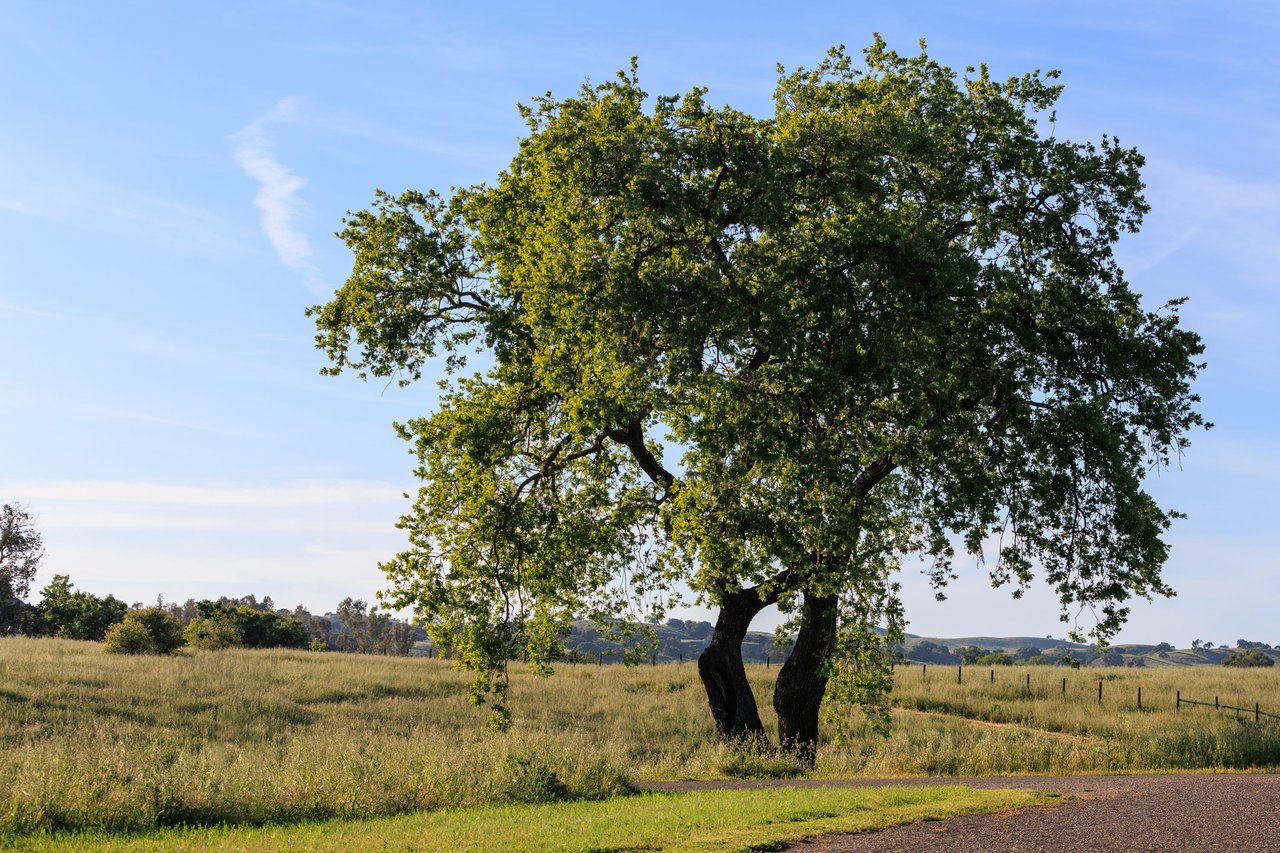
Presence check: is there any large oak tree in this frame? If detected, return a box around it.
[311,40,1205,759]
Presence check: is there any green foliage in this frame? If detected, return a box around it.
[128,607,184,654]
[1223,650,1274,668]
[102,618,157,655]
[0,502,44,636]
[975,653,1015,666]
[38,575,127,641]
[0,499,44,630]
[193,600,307,649]
[310,637,329,652]
[184,615,244,650]
[311,38,1206,730]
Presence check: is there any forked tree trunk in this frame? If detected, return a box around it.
[697,586,770,741]
[773,592,838,765]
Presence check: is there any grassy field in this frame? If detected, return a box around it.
[2,637,1278,839]
[8,786,1048,852]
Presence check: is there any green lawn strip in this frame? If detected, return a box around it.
[12,785,1049,853]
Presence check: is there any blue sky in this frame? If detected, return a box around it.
[2,1,1277,645]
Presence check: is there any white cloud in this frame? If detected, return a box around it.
[233,98,327,295]
[4,477,416,612]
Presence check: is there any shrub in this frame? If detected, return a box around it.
[975,653,1014,666]
[184,616,242,650]
[103,618,157,654]
[128,607,184,654]
[1223,650,1275,668]
[309,638,328,651]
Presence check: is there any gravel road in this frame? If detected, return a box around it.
[640,774,1280,852]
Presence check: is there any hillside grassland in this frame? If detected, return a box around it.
[2,637,1280,838]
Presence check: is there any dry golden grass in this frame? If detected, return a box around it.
[2,637,1278,837]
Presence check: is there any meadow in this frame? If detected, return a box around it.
[2,637,1279,839]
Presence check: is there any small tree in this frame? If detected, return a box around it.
[103,619,157,654]
[184,616,242,650]
[103,608,184,655]
[0,502,44,635]
[128,607,185,654]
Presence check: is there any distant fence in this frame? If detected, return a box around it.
[893,662,1280,722]
[1177,691,1280,723]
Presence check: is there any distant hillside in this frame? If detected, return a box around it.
[566,619,790,664]
[901,635,1280,668]
[413,620,1278,669]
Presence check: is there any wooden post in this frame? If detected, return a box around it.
[1138,685,1142,709]
[598,651,603,666]
[923,663,928,679]
[651,652,656,667]
[990,668,994,684]
[958,665,963,684]
[1215,695,1219,710]
[1176,689,1180,710]
[1062,676,1066,695]
[766,655,771,668]
[679,653,683,664]
[1257,702,1261,722]
[1026,672,1031,692]
[1098,680,1103,704]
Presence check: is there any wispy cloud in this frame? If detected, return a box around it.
[233,98,326,295]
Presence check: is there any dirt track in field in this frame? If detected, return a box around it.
[639,773,1280,852]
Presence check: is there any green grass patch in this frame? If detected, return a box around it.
[12,786,1046,852]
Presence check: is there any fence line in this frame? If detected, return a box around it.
[1177,690,1280,722]
[894,662,1280,722]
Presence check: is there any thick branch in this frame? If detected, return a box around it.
[606,419,677,492]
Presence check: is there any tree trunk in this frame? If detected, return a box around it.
[773,592,837,765]
[697,586,770,742]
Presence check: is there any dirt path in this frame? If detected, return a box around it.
[640,774,1280,852]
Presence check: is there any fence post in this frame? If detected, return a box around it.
[598,651,603,666]
[958,665,963,684]
[1098,680,1103,704]
[1138,685,1142,709]
[766,655,771,668]
[1176,689,1180,710]
[1216,695,1219,710]
[679,653,683,664]
[923,664,928,679]
[990,668,995,684]
[1026,672,1031,692]
[1062,677,1066,695]
[651,652,656,667]
[1257,702,1261,723]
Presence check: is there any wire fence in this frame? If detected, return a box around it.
[893,662,1280,722]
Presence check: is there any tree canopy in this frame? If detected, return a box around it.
[311,39,1205,756]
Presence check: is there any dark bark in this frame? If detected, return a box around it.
[697,584,774,742]
[773,592,838,765]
